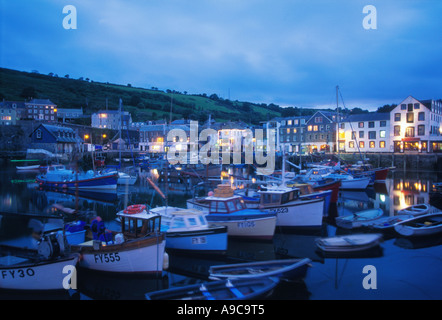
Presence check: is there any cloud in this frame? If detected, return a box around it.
[1,0,441,110]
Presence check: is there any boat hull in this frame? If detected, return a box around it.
[209,258,311,281]
[316,234,383,253]
[165,227,228,255]
[36,173,118,190]
[264,198,324,229]
[312,180,341,203]
[339,177,370,190]
[72,237,166,274]
[394,213,442,237]
[0,254,79,291]
[205,215,276,240]
[145,277,279,300]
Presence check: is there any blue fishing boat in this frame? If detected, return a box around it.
[36,165,118,190]
[145,277,280,300]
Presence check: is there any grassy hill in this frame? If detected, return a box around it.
[0,67,283,125]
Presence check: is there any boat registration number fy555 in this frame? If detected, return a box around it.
[93,253,121,264]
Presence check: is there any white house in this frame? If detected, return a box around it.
[390,96,442,153]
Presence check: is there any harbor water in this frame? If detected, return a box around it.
[0,166,441,300]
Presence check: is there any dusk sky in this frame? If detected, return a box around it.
[1,0,441,111]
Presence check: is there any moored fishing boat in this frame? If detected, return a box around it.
[160,209,228,255]
[36,165,118,190]
[257,184,324,229]
[208,258,312,281]
[394,213,442,237]
[335,208,384,229]
[145,277,280,300]
[315,233,383,253]
[70,208,167,274]
[187,185,277,240]
[0,213,79,291]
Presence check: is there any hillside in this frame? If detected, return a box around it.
[0,67,284,125]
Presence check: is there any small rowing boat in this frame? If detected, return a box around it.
[208,258,311,281]
[394,213,442,237]
[316,233,383,253]
[335,208,384,229]
[145,277,280,300]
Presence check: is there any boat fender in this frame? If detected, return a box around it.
[163,252,169,270]
[123,204,147,214]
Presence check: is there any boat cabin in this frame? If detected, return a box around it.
[117,211,162,239]
[167,209,209,231]
[206,196,247,214]
[258,187,300,208]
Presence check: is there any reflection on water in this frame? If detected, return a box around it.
[1,167,442,300]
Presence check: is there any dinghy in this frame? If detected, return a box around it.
[208,258,311,281]
[394,213,442,237]
[335,208,384,229]
[145,277,279,300]
[367,215,415,230]
[315,233,383,253]
[397,204,431,216]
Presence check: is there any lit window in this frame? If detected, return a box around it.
[369,141,375,148]
[359,141,365,148]
[380,141,386,148]
[380,130,386,138]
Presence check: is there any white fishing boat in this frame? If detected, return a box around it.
[0,213,79,291]
[397,204,431,216]
[188,185,277,240]
[257,185,325,229]
[394,213,442,237]
[71,208,167,274]
[335,208,384,229]
[160,209,228,255]
[315,234,383,253]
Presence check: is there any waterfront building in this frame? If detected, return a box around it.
[25,99,58,122]
[338,112,390,153]
[0,101,18,125]
[29,124,80,154]
[305,111,339,153]
[390,96,442,153]
[91,110,132,130]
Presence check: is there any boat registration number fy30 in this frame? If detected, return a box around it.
[93,253,121,264]
[1,269,35,279]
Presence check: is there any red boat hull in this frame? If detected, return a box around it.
[313,180,341,203]
[374,168,389,181]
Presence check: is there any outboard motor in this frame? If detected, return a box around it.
[37,232,65,260]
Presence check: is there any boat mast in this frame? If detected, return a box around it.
[119,98,122,167]
[336,85,340,161]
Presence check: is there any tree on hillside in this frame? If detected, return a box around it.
[377,104,397,113]
[20,86,37,100]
